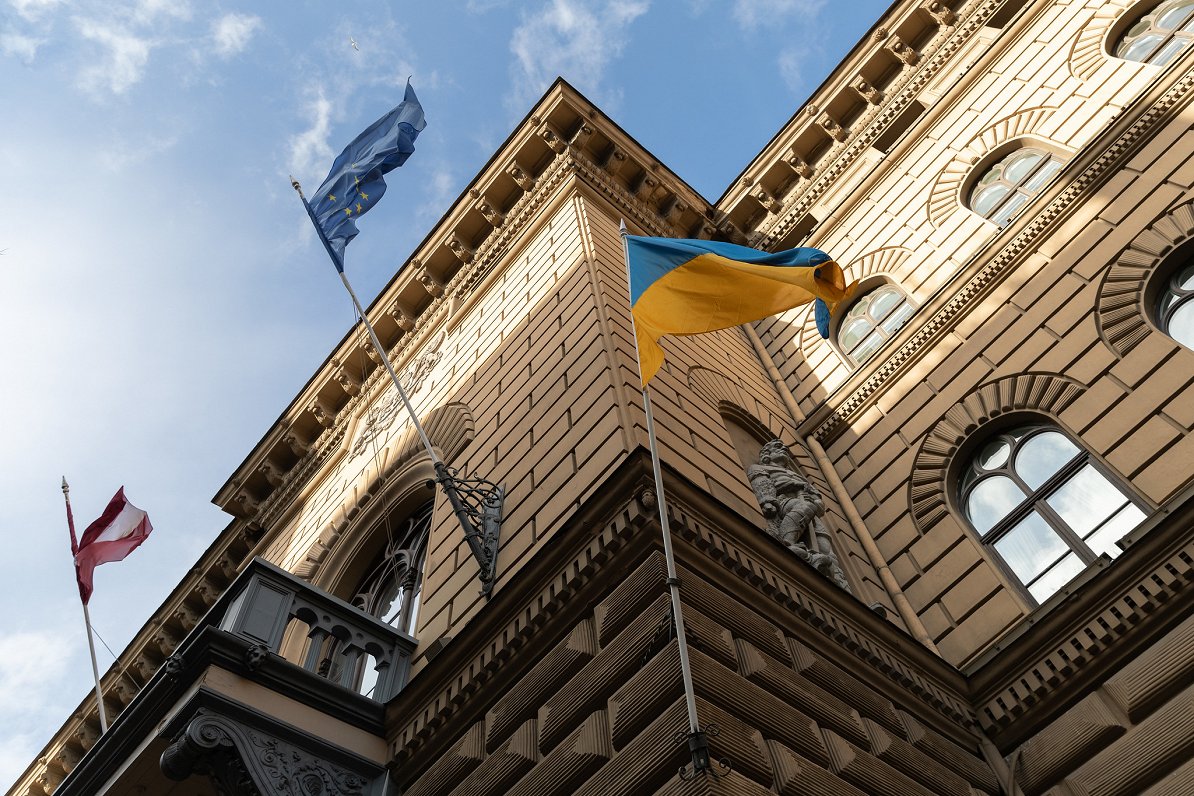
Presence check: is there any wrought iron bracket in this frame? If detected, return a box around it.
[676,725,732,780]
[435,461,504,598]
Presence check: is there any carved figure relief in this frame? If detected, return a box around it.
[748,440,850,592]
[350,329,447,458]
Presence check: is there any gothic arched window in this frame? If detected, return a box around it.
[960,424,1145,604]
[836,283,915,365]
[352,501,434,635]
[1157,261,1194,348]
[1115,0,1194,66]
[968,147,1066,226]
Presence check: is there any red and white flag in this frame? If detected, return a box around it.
[71,487,153,604]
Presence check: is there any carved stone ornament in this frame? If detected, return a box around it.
[886,34,920,65]
[785,148,814,179]
[853,77,884,105]
[413,260,446,297]
[349,330,447,457]
[506,159,535,191]
[161,710,370,796]
[920,0,956,25]
[747,440,850,592]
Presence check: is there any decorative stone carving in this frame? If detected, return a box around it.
[785,147,814,178]
[257,460,284,488]
[445,234,475,265]
[236,490,261,517]
[818,113,849,142]
[506,159,535,191]
[244,644,269,672]
[161,710,370,795]
[886,35,920,65]
[414,261,446,297]
[604,146,630,176]
[748,441,850,592]
[284,431,310,458]
[386,299,417,332]
[753,186,783,214]
[472,195,505,227]
[853,77,884,105]
[920,0,956,25]
[307,399,336,429]
[332,359,362,397]
[539,124,567,153]
[634,174,658,200]
[569,122,594,147]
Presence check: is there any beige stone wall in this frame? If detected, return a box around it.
[750,0,1194,666]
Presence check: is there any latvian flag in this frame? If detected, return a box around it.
[74,488,153,604]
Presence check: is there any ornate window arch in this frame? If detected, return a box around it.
[958,423,1145,604]
[830,278,917,366]
[1156,256,1194,348]
[964,145,1067,226]
[1096,201,1194,355]
[1111,0,1194,65]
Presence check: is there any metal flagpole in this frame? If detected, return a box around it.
[290,178,503,597]
[618,221,721,779]
[62,478,109,734]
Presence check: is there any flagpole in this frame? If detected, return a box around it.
[290,177,502,597]
[62,478,109,734]
[619,221,716,778]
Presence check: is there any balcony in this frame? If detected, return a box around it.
[55,557,415,795]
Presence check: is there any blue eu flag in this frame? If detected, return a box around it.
[303,81,426,272]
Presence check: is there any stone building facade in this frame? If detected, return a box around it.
[11,0,1194,793]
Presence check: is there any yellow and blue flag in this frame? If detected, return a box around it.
[625,235,851,383]
[303,81,426,272]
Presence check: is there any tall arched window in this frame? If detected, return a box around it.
[968,147,1066,226]
[1115,0,1194,66]
[1157,261,1194,348]
[960,424,1145,604]
[836,283,915,365]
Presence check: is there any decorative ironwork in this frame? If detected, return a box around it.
[676,724,731,780]
[435,462,504,597]
[352,503,434,634]
[641,607,676,666]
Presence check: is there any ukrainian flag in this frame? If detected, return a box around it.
[625,235,851,383]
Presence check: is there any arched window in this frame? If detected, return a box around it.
[968,147,1066,226]
[960,425,1145,604]
[836,283,915,364]
[1114,0,1194,65]
[1157,261,1194,348]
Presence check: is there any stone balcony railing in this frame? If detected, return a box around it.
[215,556,416,702]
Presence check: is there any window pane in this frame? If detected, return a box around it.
[1169,300,1194,348]
[1046,464,1129,536]
[1016,431,1080,488]
[880,301,914,333]
[991,191,1030,226]
[967,475,1026,533]
[868,287,903,320]
[977,439,1011,470]
[1085,503,1146,558]
[851,330,885,362]
[994,511,1070,582]
[972,183,1010,217]
[839,317,869,350]
[1157,1,1194,30]
[1023,158,1064,192]
[1176,263,1194,290]
[1152,37,1189,65]
[1120,32,1165,60]
[1003,150,1044,184]
[1028,553,1086,603]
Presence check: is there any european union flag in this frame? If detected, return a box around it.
[303,81,426,272]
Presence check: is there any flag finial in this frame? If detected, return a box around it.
[61,477,69,494]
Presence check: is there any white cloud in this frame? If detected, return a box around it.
[288,89,334,184]
[8,0,62,22]
[133,0,191,24]
[75,18,152,95]
[98,132,178,171]
[211,12,260,58]
[0,632,72,715]
[1,31,42,63]
[507,0,648,113]
[778,47,806,91]
[732,0,823,30]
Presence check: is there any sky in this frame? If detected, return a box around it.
[0,0,892,786]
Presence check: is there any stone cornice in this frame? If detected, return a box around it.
[803,54,1194,444]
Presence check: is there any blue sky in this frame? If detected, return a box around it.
[0,0,890,785]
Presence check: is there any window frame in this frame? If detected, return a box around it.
[830,278,918,367]
[1111,0,1194,66]
[1153,252,1194,349]
[957,422,1146,606]
[965,145,1067,227]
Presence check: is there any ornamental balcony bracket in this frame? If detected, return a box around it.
[434,462,504,598]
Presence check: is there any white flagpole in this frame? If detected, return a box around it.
[62,478,109,734]
[618,221,702,739]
